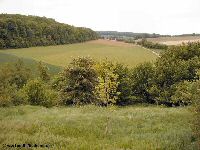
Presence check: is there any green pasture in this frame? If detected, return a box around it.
[0,40,158,68]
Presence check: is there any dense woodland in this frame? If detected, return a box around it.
[0,14,98,49]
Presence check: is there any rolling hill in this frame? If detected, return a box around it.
[0,39,158,68]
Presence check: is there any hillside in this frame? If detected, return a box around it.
[0,14,98,49]
[0,39,158,68]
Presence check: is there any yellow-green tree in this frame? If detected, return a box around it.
[95,60,120,106]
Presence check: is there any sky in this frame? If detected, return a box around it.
[0,0,200,35]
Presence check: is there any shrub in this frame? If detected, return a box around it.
[190,80,200,146]
[51,73,68,91]
[130,62,155,103]
[0,39,5,49]
[0,59,31,89]
[152,43,200,104]
[61,57,98,105]
[171,81,195,105]
[12,89,28,106]
[38,61,50,82]
[137,39,168,50]
[193,99,200,147]
[22,79,58,107]
[114,63,132,105]
[40,88,59,107]
[0,84,15,107]
[0,81,27,107]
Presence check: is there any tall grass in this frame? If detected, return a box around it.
[0,105,197,150]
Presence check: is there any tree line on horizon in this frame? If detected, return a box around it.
[97,31,200,40]
[97,31,170,40]
[0,14,98,49]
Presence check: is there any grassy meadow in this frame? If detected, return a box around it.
[0,40,158,68]
[0,105,197,150]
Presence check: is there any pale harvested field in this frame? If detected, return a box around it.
[147,36,200,45]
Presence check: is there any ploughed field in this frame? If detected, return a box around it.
[0,105,197,150]
[0,39,158,71]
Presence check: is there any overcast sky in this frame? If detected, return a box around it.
[0,0,199,35]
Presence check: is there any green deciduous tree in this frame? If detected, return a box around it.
[131,62,155,103]
[61,57,98,105]
[114,63,132,105]
[152,43,200,104]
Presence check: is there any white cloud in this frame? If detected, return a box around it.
[0,0,199,35]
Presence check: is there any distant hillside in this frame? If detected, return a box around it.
[0,14,98,49]
[97,31,170,39]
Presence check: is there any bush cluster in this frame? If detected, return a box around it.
[137,39,168,50]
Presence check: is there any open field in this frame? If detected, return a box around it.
[0,105,197,150]
[0,40,158,68]
[147,36,200,45]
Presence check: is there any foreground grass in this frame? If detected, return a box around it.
[0,105,197,150]
[0,40,157,68]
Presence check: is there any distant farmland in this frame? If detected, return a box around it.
[0,39,158,68]
[147,36,200,45]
